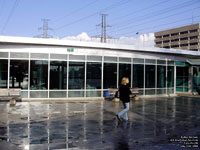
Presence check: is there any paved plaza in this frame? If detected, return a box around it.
[0,97,200,150]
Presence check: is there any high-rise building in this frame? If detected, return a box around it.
[155,23,200,51]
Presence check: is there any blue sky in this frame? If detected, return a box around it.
[0,0,200,39]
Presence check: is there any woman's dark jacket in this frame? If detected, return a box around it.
[119,84,132,103]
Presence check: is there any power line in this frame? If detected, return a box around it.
[109,6,200,35]
[93,4,199,39]
[55,0,131,30]
[52,0,99,24]
[86,0,172,34]
[1,0,20,35]
[114,15,200,37]
[110,0,171,24]
[87,0,197,35]
[111,0,198,28]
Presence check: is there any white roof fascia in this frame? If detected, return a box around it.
[0,36,200,56]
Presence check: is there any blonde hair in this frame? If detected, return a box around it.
[121,77,129,85]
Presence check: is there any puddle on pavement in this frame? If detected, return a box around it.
[0,98,200,150]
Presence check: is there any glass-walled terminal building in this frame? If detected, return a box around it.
[0,36,200,100]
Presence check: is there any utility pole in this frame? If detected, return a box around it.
[37,19,52,38]
[96,14,111,43]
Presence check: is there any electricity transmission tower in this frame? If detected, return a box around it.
[36,19,53,38]
[95,14,111,43]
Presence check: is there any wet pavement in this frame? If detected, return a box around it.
[0,97,200,150]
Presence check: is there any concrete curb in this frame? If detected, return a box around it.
[22,97,105,102]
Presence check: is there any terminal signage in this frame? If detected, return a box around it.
[67,48,74,52]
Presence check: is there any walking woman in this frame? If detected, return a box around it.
[116,77,132,121]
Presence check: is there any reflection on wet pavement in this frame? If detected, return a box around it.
[0,97,200,150]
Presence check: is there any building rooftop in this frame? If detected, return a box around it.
[0,35,200,57]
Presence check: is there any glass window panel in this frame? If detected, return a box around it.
[192,87,200,93]
[49,91,66,98]
[50,61,67,89]
[145,59,156,64]
[133,64,144,88]
[145,89,155,95]
[184,77,188,86]
[184,67,189,76]
[168,61,174,65]
[157,60,166,65]
[30,60,48,90]
[176,77,184,86]
[10,52,29,58]
[21,91,28,98]
[196,77,200,87]
[195,77,200,87]
[103,63,117,89]
[167,66,174,88]
[50,54,67,60]
[192,88,197,92]
[68,62,85,89]
[69,55,85,61]
[87,56,102,61]
[86,62,101,89]
[193,77,198,87]
[176,87,183,92]
[119,57,131,63]
[175,61,186,66]
[167,88,174,94]
[193,77,200,86]
[184,87,188,92]
[86,91,101,97]
[176,66,188,92]
[31,53,48,59]
[145,65,155,88]
[138,90,144,95]
[9,60,28,89]
[68,91,84,97]
[177,66,188,77]
[0,59,8,88]
[119,64,131,86]
[0,52,8,58]
[193,67,199,77]
[177,67,184,76]
[30,91,48,98]
[157,89,166,94]
[133,58,144,63]
[157,66,166,88]
[104,56,117,62]
[198,67,200,77]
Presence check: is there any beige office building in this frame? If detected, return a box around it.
[155,23,200,51]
